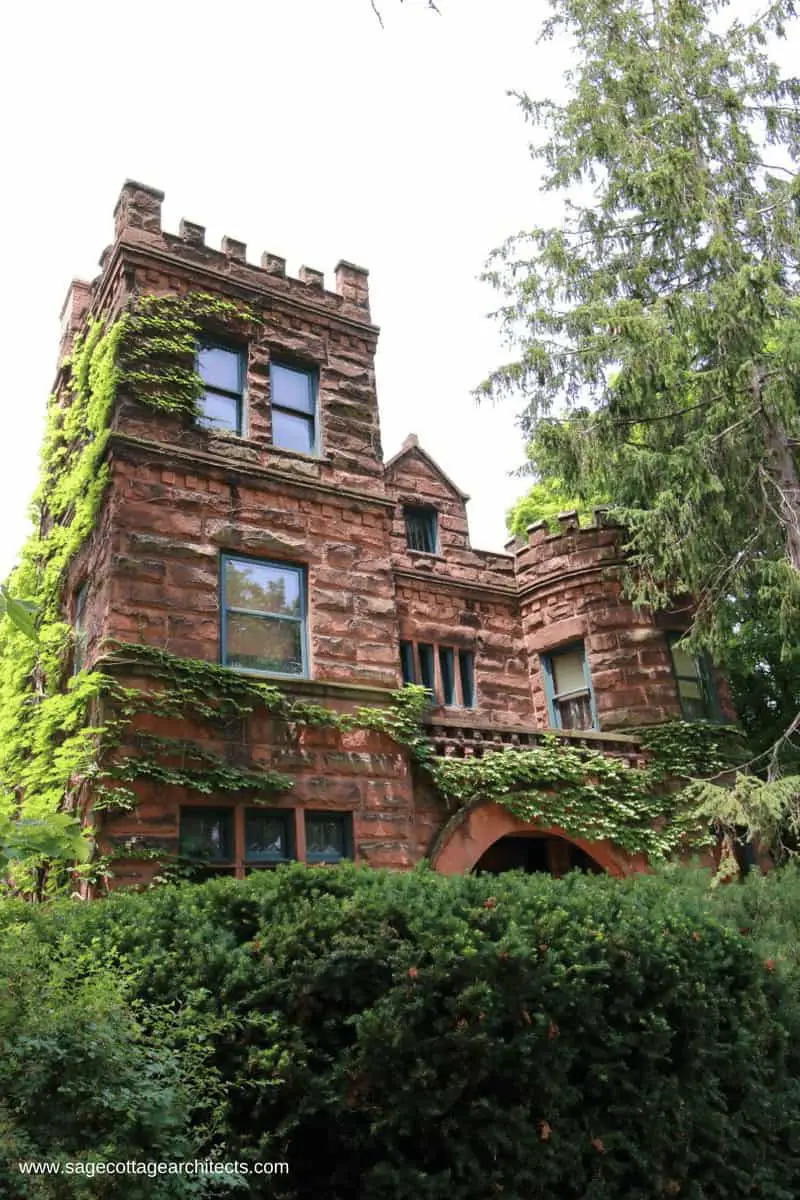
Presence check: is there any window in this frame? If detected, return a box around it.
[542,644,597,731]
[196,343,245,434]
[418,643,435,694]
[458,650,476,709]
[400,640,416,684]
[397,641,476,707]
[222,555,307,677]
[404,506,438,554]
[305,811,353,863]
[439,646,455,705]
[180,807,234,864]
[72,581,89,674]
[668,634,720,721]
[245,809,294,865]
[270,362,317,454]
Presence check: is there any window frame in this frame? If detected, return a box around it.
[195,339,247,436]
[667,632,722,722]
[244,807,295,866]
[304,810,354,864]
[269,359,320,457]
[541,643,598,731]
[403,505,439,554]
[179,806,236,867]
[220,553,309,680]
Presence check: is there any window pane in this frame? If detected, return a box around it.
[180,808,233,861]
[245,810,292,861]
[272,408,315,454]
[197,391,240,433]
[418,643,435,693]
[557,694,593,731]
[198,345,242,393]
[552,650,586,697]
[226,614,303,675]
[439,647,455,705]
[459,650,476,708]
[306,813,349,861]
[225,559,301,617]
[271,363,315,413]
[671,643,698,680]
[400,641,416,685]
[404,507,437,553]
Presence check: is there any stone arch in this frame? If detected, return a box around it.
[430,800,648,878]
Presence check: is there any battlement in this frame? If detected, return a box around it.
[107,179,372,321]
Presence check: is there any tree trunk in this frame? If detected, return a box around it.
[765,418,800,572]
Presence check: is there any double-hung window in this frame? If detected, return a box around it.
[668,634,720,721]
[542,643,597,731]
[404,505,438,553]
[196,343,245,434]
[222,555,307,677]
[270,362,318,454]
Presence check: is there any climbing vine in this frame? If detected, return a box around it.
[0,290,751,893]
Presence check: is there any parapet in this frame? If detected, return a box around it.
[107,180,372,322]
[514,507,624,595]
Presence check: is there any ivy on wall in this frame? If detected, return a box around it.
[0,291,748,894]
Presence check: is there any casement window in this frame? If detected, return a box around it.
[270,362,318,454]
[196,343,245,434]
[178,806,350,877]
[180,807,235,871]
[542,643,597,731]
[404,505,438,554]
[668,634,720,721]
[305,811,353,864]
[398,640,476,708]
[72,581,89,674]
[221,555,307,677]
[245,809,294,866]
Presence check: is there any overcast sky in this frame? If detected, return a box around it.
[0,0,792,579]
[0,0,562,578]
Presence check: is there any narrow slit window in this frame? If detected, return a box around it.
[439,646,456,705]
[458,650,476,708]
[400,640,416,685]
[270,362,318,455]
[418,643,435,695]
[404,506,438,554]
[196,343,245,434]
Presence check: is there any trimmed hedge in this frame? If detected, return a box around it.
[2,865,800,1198]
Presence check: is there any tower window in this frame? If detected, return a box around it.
[668,634,720,721]
[196,343,245,434]
[542,643,597,731]
[221,555,307,677]
[270,362,318,455]
[404,506,438,554]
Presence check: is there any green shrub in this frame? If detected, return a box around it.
[2,866,800,1198]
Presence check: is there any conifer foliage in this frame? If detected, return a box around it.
[481,0,800,656]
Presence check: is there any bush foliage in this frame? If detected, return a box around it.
[3,866,800,1198]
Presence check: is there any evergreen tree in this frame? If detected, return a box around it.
[480,0,800,662]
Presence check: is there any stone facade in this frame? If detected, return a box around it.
[53,182,735,888]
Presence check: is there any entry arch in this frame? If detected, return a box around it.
[430,800,648,878]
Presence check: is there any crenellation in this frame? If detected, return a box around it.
[221,235,247,261]
[179,219,205,247]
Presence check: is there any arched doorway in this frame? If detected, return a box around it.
[430,800,648,878]
[474,833,603,877]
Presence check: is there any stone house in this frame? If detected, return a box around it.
[52,182,734,890]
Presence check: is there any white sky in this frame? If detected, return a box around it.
[0,0,565,578]
[0,0,793,579]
